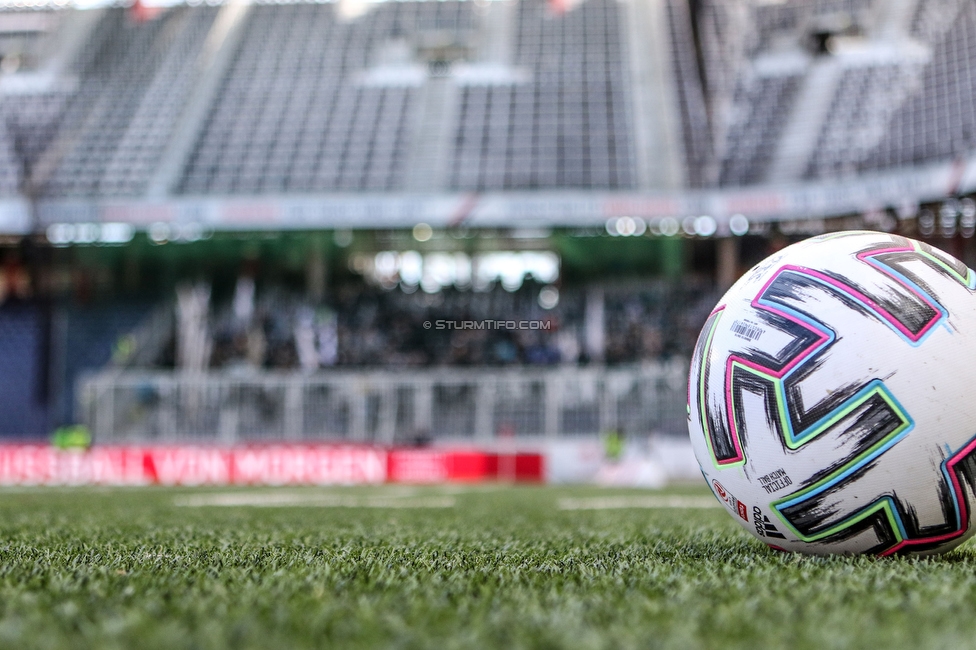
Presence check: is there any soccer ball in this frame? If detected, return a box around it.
[688,231,976,556]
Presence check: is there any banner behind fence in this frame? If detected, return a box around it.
[0,445,544,486]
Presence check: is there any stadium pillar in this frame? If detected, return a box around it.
[349,381,367,441]
[475,382,495,441]
[415,381,433,441]
[717,237,739,290]
[584,286,605,362]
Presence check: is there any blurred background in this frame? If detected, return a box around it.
[0,0,974,484]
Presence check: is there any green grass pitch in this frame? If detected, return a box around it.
[1,484,976,649]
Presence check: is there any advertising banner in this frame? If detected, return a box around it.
[0,445,544,486]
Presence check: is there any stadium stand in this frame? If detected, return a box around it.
[179,2,474,194]
[0,8,69,197]
[201,279,715,370]
[448,0,635,190]
[31,8,220,198]
[1,0,976,441]
[0,91,70,193]
[717,74,802,186]
[861,0,976,171]
[663,0,710,188]
[804,62,923,180]
[0,0,973,195]
[694,0,975,185]
[0,121,21,196]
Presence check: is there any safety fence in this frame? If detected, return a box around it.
[78,362,690,443]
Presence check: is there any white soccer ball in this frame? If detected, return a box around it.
[688,231,976,556]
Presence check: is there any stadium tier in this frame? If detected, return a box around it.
[695,0,976,186]
[450,0,635,190]
[178,2,458,194]
[0,0,975,443]
[0,0,974,208]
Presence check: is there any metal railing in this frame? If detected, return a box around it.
[78,362,690,443]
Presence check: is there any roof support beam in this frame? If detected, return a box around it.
[146,1,252,198]
[626,0,686,190]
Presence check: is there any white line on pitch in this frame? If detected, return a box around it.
[174,493,456,509]
[557,496,720,510]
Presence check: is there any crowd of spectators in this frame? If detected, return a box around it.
[198,278,719,371]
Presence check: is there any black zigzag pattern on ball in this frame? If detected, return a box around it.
[779,438,976,556]
[692,311,737,461]
[728,368,779,453]
[818,268,938,337]
[776,462,900,555]
[762,271,874,437]
[863,238,971,309]
[889,447,976,556]
[798,395,908,490]
[719,307,827,461]
[721,270,890,459]
[827,234,975,338]
[727,309,823,373]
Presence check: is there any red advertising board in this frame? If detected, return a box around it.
[387,449,544,483]
[0,445,544,486]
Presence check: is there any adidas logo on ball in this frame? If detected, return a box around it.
[753,506,786,540]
